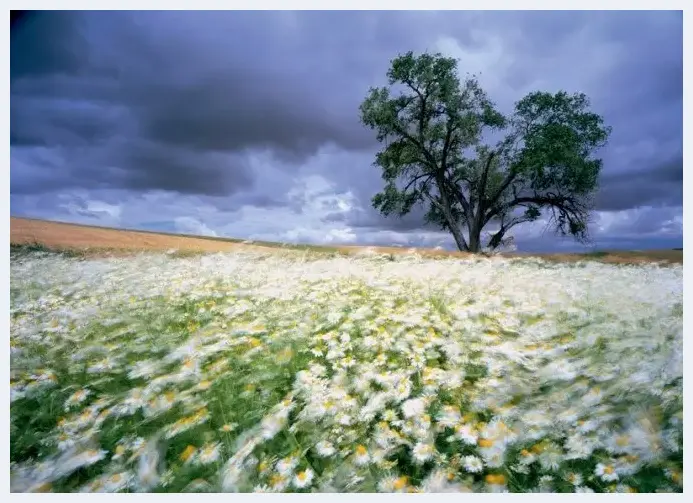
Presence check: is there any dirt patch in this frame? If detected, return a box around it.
[10,217,682,265]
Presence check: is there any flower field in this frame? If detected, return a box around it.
[10,247,683,493]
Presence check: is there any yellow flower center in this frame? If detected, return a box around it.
[355,445,367,456]
[198,380,212,390]
[604,465,614,475]
[110,474,122,483]
[180,445,197,462]
[394,476,408,490]
[531,443,545,454]
[115,445,126,455]
[485,474,506,485]
[297,471,308,481]
[616,435,630,447]
[478,438,494,448]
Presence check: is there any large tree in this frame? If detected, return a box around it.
[359,51,612,253]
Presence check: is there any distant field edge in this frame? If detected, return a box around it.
[10,216,683,265]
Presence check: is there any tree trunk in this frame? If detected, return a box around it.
[467,222,482,253]
[450,225,469,252]
[435,175,470,252]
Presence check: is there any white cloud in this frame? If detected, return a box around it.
[173,216,218,237]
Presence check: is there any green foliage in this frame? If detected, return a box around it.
[360,51,612,253]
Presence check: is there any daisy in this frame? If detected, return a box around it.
[538,475,554,491]
[268,473,290,491]
[565,472,583,486]
[293,468,314,489]
[595,462,619,482]
[197,442,221,465]
[462,455,484,473]
[485,473,507,490]
[275,455,299,476]
[401,397,426,419]
[65,389,90,409]
[452,423,478,445]
[575,486,595,493]
[378,475,409,493]
[56,432,76,451]
[436,406,461,428]
[112,444,127,461]
[538,443,563,471]
[103,472,132,492]
[253,484,273,493]
[382,409,398,422]
[315,440,336,457]
[412,442,435,464]
[260,412,288,440]
[179,445,197,464]
[353,445,370,466]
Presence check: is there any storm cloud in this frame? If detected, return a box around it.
[10,10,682,251]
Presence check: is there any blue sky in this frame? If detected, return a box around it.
[10,11,682,251]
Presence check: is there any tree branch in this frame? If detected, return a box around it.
[486,214,532,250]
[440,176,471,215]
[403,173,433,193]
[441,117,456,169]
[477,151,496,211]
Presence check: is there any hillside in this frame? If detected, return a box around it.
[10,216,683,265]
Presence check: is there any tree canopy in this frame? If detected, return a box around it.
[359,51,612,253]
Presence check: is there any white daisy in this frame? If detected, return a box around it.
[275,455,299,476]
[293,468,314,489]
[575,486,595,493]
[595,462,619,482]
[436,406,461,428]
[412,442,435,464]
[401,397,426,419]
[315,440,336,457]
[564,472,583,486]
[197,442,221,465]
[462,455,484,473]
[353,445,370,466]
[65,389,90,409]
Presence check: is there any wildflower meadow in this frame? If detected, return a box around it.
[10,247,683,493]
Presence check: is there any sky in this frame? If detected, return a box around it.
[10,10,683,252]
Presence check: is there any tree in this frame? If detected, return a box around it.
[359,51,612,253]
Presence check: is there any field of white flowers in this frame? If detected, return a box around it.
[10,247,683,493]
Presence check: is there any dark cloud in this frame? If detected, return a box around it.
[596,155,683,211]
[10,12,89,79]
[10,11,683,252]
